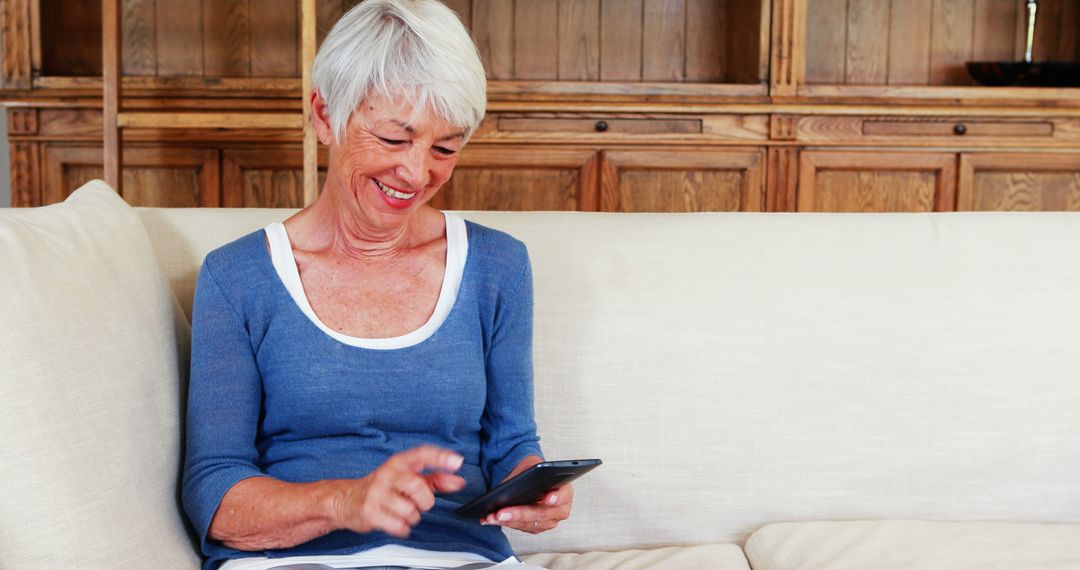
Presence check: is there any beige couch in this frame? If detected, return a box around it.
[2,180,1079,570]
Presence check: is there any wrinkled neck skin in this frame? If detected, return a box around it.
[284,181,435,265]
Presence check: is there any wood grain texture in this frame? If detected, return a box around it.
[103,0,122,191]
[41,145,219,207]
[727,0,768,84]
[846,0,889,84]
[888,0,932,85]
[766,146,799,211]
[223,147,327,207]
[798,151,956,212]
[804,0,846,84]
[473,0,514,79]
[157,0,203,76]
[122,0,156,75]
[958,153,1080,211]
[40,0,101,76]
[930,0,974,85]
[600,149,764,212]
[972,0,1016,64]
[770,0,803,94]
[642,0,686,81]
[7,108,37,134]
[251,0,298,76]
[434,146,597,211]
[558,0,601,81]
[599,0,643,81]
[515,0,558,80]
[10,142,41,206]
[203,0,250,76]
[685,0,725,82]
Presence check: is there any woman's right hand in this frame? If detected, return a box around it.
[332,445,466,538]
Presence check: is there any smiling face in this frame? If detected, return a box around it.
[314,89,466,230]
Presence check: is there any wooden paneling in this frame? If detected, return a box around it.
[156,0,203,76]
[642,0,686,81]
[122,0,156,75]
[222,147,328,208]
[972,0,1016,64]
[10,142,41,207]
[600,0,642,81]
[767,146,799,212]
[203,0,250,76]
[472,0,514,80]
[959,153,1080,211]
[805,0,846,84]
[846,0,889,84]
[251,0,298,77]
[727,0,768,84]
[798,151,957,212]
[888,0,932,84]
[686,0,726,82]
[514,0,558,80]
[930,0,975,85]
[40,145,219,206]
[2,0,32,87]
[806,0,1080,86]
[600,148,765,212]
[433,147,598,211]
[557,0,600,81]
[39,0,100,76]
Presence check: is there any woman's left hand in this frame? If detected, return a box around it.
[480,456,574,534]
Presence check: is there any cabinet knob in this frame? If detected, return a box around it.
[953,123,967,135]
[594,120,609,132]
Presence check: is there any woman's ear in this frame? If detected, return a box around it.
[310,89,336,146]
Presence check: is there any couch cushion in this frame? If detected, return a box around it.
[523,543,750,570]
[744,520,1080,570]
[0,181,199,568]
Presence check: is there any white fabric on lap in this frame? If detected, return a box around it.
[0,181,198,568]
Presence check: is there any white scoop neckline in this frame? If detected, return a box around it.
[263,212,467,350]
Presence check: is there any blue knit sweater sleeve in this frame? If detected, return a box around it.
[480,237,544,486]
[181,254,268,554]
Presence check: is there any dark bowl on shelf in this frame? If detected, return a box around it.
[966,61,1080,87]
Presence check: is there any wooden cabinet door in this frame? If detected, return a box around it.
[797,151,957,212]
[599,148,765,212]
[958,153,1080,211]
[41,145,219,206]
[222,148,327,208]
[432,146,599,211]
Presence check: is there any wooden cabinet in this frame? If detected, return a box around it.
[433,146,598,211]
[600,148,765,212]
[959,152,1080,211]
[41,144,219,206]
[4,0,1080,212]
[797,151,956,212]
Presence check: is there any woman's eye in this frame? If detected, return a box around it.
[434,146,457,156]
[378,137,405,145]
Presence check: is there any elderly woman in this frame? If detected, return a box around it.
[181,1,572,568]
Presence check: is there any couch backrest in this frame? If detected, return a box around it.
[138,208,1080,555]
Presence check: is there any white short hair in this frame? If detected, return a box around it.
[312,0,487,144]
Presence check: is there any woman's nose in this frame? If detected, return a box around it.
[396,147,430,189]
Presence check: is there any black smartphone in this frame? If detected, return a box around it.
[455,459,602,519]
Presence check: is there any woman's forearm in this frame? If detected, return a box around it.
[209,476,342,551]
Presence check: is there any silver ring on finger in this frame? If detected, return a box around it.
[531,520,539,530]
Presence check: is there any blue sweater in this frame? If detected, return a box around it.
[181,221,543,570]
